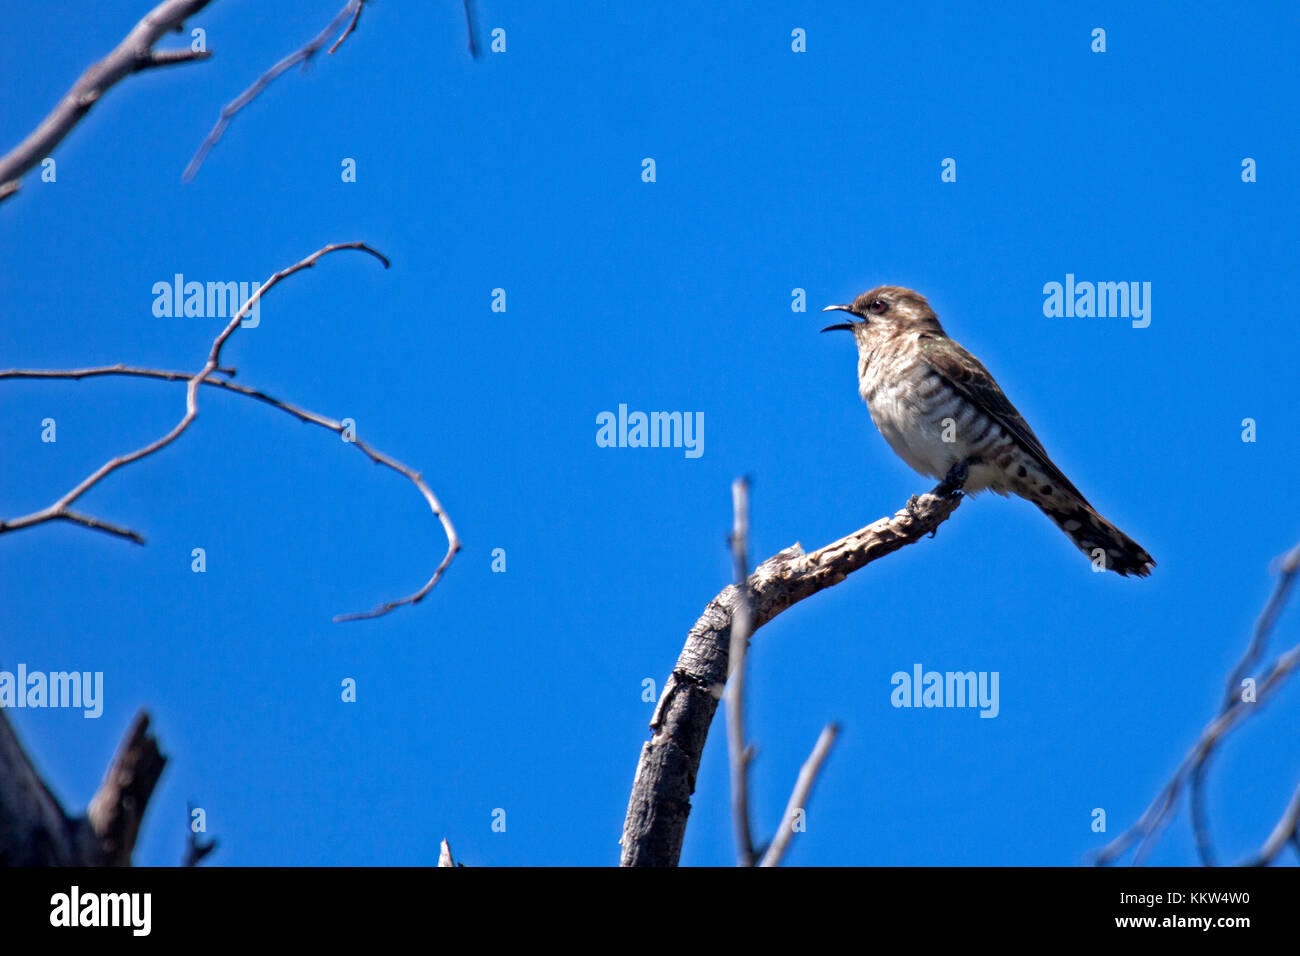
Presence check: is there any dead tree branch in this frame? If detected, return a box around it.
[619,468,968,867]
[724,478,840,867]
[0,243,383,541]
[85,711,167,866]
[759,722,840,868]
[0,709,165,866]
[0,243,460,623]
[463,0,481,58]
[1094,540,1300,866]
[725,478,757,867]
[0,0,215,202]
[328,0,366,55]
[183,0,367,181]
[1190,540,1300,864]
[1244,776,1300,867]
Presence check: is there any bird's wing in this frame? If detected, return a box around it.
[916,333,1091,505]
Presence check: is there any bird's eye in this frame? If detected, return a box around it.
[867,298,888,315]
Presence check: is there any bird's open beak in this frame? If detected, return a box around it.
[820,304,856,333]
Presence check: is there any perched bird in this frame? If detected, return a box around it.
[822,285,1154,576]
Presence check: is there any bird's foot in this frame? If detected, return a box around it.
[936,457,977,499]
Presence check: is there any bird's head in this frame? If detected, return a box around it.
[821,286,944,342]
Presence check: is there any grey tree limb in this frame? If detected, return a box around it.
[724,477,842,867]
[0,0,215,201]
[725,477,757,867]
[758,722,840,867]
[1093,539,1300,866]
[184,0,479,182]
[619,472,968,867]
[1190,539,1300,864]
[0,245,460,624]
[182,0,365,181]
[1243,776,1300,867]
[0,243,386,543]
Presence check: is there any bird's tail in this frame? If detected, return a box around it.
[1036,496,1155,577]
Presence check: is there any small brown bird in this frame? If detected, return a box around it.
[823,285,1154,576]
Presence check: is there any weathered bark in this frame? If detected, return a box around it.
[620,478,966,866]
[0,709,165,866]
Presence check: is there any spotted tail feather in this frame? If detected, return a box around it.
[1037,497,1155,577]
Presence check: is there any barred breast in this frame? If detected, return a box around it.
[857,344,1016,495]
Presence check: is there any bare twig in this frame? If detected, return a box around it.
[0,242,383,542]
[759,722,840,867]
[1094,539,1300,866]
[1093,640,1300,866]
[328,0,366,55]
[1243,777,1300,867]
[183,0,364,181]
[143,49,210,68]
[182,801,218,866]
[620,470,968,867]
[0,243,457,622]
[0,0,214,201]
[722,479,843,868]
[0,362,458,622]
[1222,542,1300,712]
[1189,540,1300,864]
[463,0,481,58]
[725,477,756,867]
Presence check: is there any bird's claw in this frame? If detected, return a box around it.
[936,458,974,499]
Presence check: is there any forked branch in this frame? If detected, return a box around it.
[1093,540,1300,866]
[0,0,215,202]
[620,471,967,866]
[0,242,460,623]
[724,477,841,868]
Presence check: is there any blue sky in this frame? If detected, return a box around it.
[1,0,1297,866]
